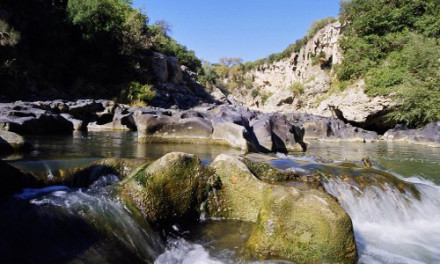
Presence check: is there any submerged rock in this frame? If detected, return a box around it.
[243,158,301,183]
[35,158,149,188]
[120,152,212,225]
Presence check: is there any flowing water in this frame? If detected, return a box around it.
[2,132,440,263]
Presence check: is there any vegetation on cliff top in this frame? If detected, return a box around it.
[337,0,440,126]
[0,0,202,102]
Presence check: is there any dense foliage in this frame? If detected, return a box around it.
[337,0,440,126]
[0,0,201,102]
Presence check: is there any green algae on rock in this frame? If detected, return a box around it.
[206,154,357,263]
[206,154,266,222]
[243,158,301,183]
[120,152,213,225]
[247,186,358,264]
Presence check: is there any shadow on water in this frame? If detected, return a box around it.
[0,175,164,264]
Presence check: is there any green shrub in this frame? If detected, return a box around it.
[251,88,260,98]
[307,17,336,39]
[261,92,273,105]
[198,61,219,89]
[121,82,156,104]
[243,77,254,89]
[338,0,440,126]
[289,82,305,95]
[311,51,326,65]
[150,27,202,73]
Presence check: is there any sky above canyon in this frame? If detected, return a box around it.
[132,0,340,63]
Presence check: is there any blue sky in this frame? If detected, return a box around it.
[132,0,340,63]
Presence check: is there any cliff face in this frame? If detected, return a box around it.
[227,22,394,132]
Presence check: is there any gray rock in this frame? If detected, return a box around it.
[0,131,33,155]
[269,114,305,152]
[292,114,379,142]
[383,122,440,146]
[0,113,73,135]
[167,57,183,84]
[211,117,249,151]
[0,160,38,197]
[250,117,273,152]
[135,113,213,140]
[61,113,85,131]
[67,99,104,119]
[151,52,169,82]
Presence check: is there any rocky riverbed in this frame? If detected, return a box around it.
[1,110,440,263]
[1,99,440,158]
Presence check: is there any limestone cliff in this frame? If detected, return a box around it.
[227,22,394,132]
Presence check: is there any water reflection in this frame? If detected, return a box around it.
[302,141,440,183]
[10,131,241,172]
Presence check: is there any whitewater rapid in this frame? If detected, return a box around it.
[324,175,440,263]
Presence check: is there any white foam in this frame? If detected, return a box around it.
[155,239,223,264]
[324,178,440,263]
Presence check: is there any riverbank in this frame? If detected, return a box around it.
[1,100,440,159]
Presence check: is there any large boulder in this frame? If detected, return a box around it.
[0,131,33,155]
[67,99,104,119]
[383,122,440,147]
[269,114,305,152]
[291,114,378,142]
[206,105,256,127]
[247,186,358,264]
[135,113,213,142]
[0,113,73,135]
[211,118,250,151]
[0,160,38,197]
[61,113,85,131]
[120,152,212,225]
[250,117,273,152]
[206,155,357,264]
[206,154,265,222]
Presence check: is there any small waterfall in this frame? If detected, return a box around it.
[324,176,440,263]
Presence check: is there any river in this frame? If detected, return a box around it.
[2,131,440,263]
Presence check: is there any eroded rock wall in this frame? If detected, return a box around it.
[228,22,394,132]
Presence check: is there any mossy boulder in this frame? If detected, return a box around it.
[247,186,358,264]
[243,158,301,183]
[206,154,265,222]
[120,152,212,225]
[0,131,33,155]
[316,161,420,198]
[206,154,357,263]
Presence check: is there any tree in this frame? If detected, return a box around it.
[154,19,172,36]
